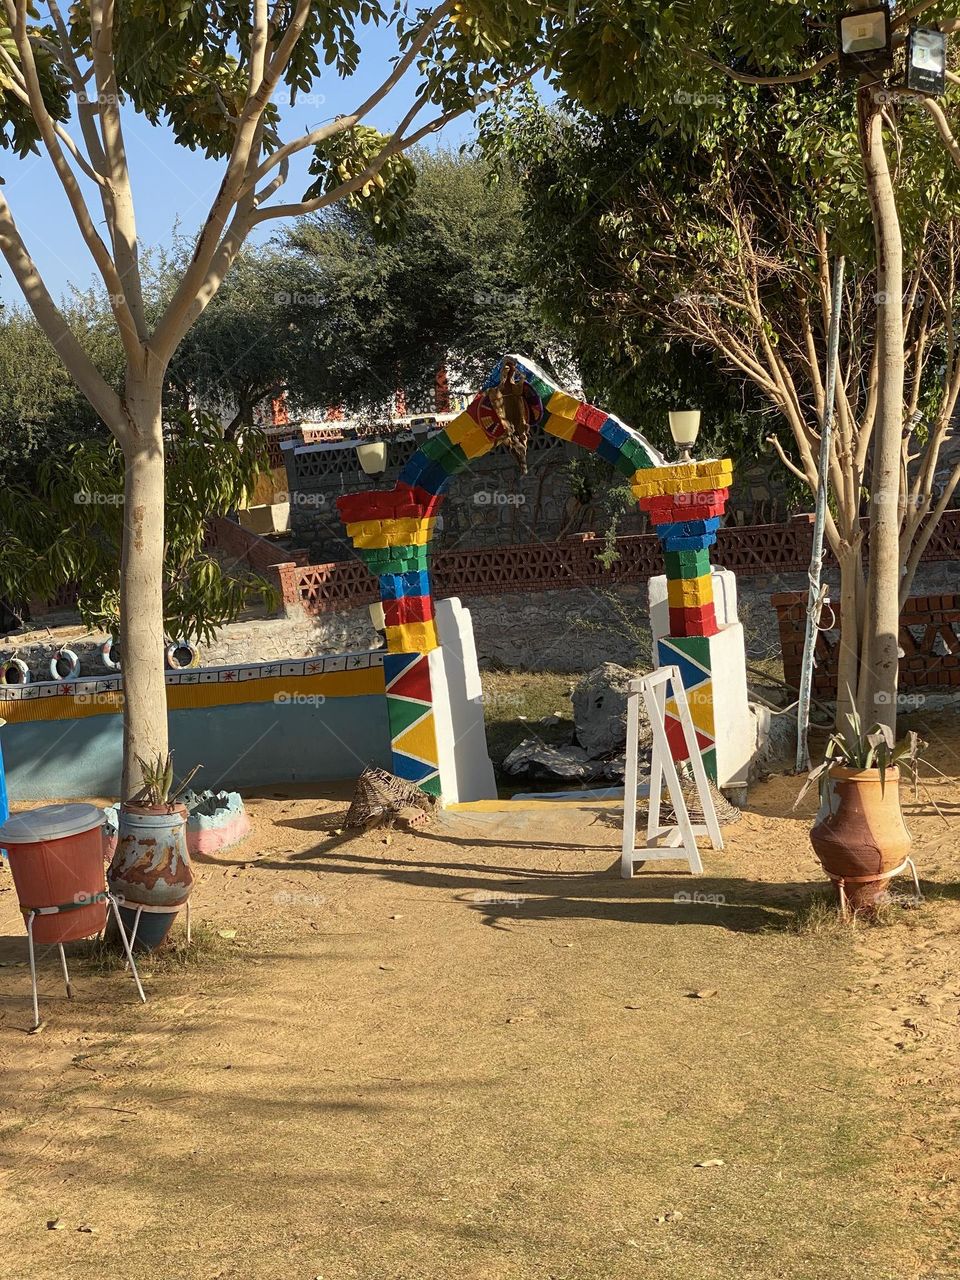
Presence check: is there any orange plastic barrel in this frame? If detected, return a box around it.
[0,804,108,943]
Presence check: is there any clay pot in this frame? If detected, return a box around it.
[107,803,193,950]
[810,766,913,910]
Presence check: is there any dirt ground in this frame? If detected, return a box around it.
[1,716,959,1280]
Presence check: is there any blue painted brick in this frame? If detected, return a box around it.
[595,437,624,468]
[415,460,454,495]
[599,418,628,448]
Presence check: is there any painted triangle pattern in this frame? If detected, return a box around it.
[657,636,717,782]
[384,651,440,795]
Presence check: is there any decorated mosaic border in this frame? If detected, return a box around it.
[0,650,385,703]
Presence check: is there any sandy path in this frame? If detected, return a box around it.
[0,763,957,1280]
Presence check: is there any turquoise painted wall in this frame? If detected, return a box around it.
[0,695,391,801]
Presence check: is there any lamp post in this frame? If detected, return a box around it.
[668,410,701,464]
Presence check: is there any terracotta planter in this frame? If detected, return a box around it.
[107,803,193,950]
[810,765,913,910]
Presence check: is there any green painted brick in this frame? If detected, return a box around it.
[621,439,657,470]
[665,548,711,579]
[529,374,555,401]
[420,434,452,462]
[612,452,640,478]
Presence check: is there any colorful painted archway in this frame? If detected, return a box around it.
[337,355,738,797]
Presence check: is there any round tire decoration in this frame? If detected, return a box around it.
[0,657,31,685]
[49,648,80,681]
[100,638,121,670]
[165,640,200,670]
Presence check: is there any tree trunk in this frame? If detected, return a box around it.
[856,91,904,734]
[120,377,169,797]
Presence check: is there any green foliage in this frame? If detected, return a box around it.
[160,240,321,430]
[488,68,960,479]
[127,751,200,806]
[0,304,118,481]
[0,412,275,642]
[798,708,926,807]
[305,126,417,241]
[0,17,71,155]
[285,146,571,411]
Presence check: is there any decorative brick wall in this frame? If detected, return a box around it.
[283,513,900,614]
[772,590,960,693]
[210,507,960,647]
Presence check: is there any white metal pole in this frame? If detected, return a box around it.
[796,255,846,771]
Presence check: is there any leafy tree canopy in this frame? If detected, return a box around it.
[0,411,273,641]
[281,146,572,412]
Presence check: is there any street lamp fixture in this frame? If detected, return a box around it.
[906,26,947,96]
[838,4,893,76]
[668,410,701,464]
[356,439,388,476]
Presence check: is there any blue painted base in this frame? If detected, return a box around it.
[117,903,179,952]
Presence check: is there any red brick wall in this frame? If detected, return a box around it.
[773,591,960,693]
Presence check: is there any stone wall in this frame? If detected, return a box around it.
[283,429,793,563]
[8,561,954,684]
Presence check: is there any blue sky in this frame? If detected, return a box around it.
[0,22,480,307]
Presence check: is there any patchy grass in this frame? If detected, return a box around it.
[480,668,580,767]
[787,889,936,936]
[78,919,240,976]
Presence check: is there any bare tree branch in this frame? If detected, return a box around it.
[0,193,125,432]
[5,0,141,361]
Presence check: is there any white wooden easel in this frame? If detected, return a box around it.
[621,665,723,878]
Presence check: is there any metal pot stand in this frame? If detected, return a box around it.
[22,891,147,1031]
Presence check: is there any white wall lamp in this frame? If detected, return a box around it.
[356,440,388,476]
[668,410,701,464]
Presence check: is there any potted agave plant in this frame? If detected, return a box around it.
[108,753,199,951]
[799,711,924,912]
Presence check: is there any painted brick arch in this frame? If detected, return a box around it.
[337,354,736,795]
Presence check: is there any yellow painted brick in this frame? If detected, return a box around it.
[667,574,714,608]
[631,469,732,498]
[544,413,578,441]
[346,524,387,549]
[345,519,382,539]
[444,413,481,446]
[459,427,496,460]
[547,389,581,419]
[386,619,439,654]
[347,516,435,550]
